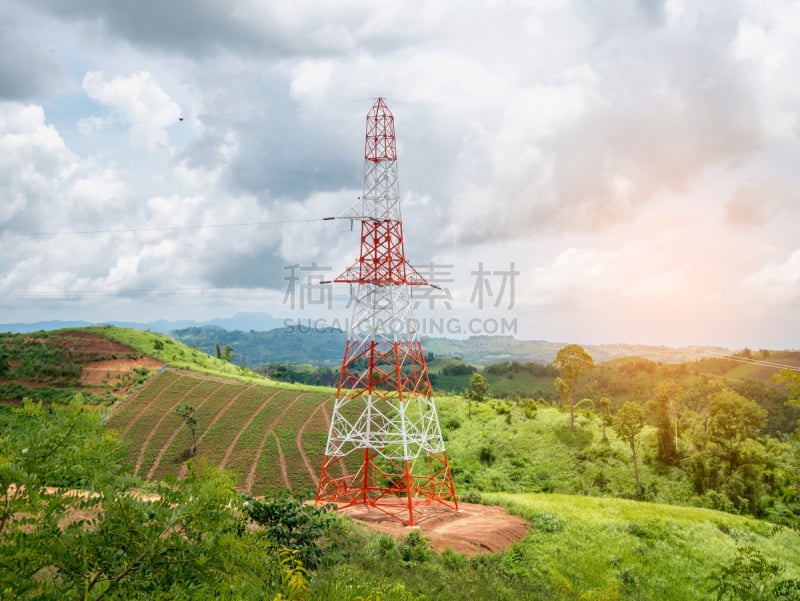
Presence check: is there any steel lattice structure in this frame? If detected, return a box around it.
[316,98,458,526]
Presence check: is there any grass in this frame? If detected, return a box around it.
[481,492,800,600]
[314,491,800,601]
[88,326,333,393]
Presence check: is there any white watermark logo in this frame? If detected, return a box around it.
[283,316,518,336]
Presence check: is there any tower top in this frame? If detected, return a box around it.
[364,97,396,162]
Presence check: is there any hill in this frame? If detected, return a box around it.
[168,326,735,368]
[106,368,330,495]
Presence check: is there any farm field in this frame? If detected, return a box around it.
[108,368,333,495]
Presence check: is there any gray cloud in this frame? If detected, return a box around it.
[438,9,762,246]
[0,25,71,100]
[25,0,430,60]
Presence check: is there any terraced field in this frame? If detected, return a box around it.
[107,368,333,496]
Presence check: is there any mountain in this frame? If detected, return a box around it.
[0,312,284,335]
[168,327,732,369]
[0,314,735,367]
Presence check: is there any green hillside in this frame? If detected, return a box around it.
[106,368,331,496]
[304,490,800,600]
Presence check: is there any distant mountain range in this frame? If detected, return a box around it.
[1,312,732,367]
[0,312,285,335]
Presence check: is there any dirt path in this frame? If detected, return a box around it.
[274,433,291,489]
[243,393,304,494]
[339,502,530,555]
[178,385,253,479]
[134,379,205,475]
[219,390,279,469]
[145,382,224,480]
[295,401,325,484]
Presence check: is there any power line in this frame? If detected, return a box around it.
[1,215,367,238]
[44,97,378,133]
[680,347,800,373]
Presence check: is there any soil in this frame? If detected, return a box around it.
[1,330,164,399]
[81,357,164,386]
[338,502,530,555]
[59,330,164,394]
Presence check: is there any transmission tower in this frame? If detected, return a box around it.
[316,97,458,526]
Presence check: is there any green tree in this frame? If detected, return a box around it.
[710,546,800,600]
[648,382,682,464]
[466,373,489,418]
[598,397,611,441]
[707,389,767,477]
[175,404,198,457]
[775,369,800,423]
[553,344,595,432]
[613,401,646,497]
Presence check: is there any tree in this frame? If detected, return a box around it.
[707,389,766,477]
[648,382,682,464]
[553,344,594,432]
[598,397,611,441]
[176,404,198,457]
[775,369,800,419]
[466,373,489,418]
[710,546,800,600]
[613,401,646,497]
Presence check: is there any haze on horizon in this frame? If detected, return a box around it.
[0,1,798,351]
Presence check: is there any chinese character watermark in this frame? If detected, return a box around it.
[469,262,519,310]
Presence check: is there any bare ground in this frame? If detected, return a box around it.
[338,502,530,555]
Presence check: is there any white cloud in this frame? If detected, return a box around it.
[0,102,76,226]
[744,249,800,306]
[0,0,797,348]
[81,70,182,149]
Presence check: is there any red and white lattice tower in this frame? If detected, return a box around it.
[316,98,458,526]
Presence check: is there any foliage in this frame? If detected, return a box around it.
[612,402,646,497]
[647,382,681,464]
[706,389,767,477]
[175,404,198,457]
[0,399,259,599]
[244,494,334,568]
[710,546,800,600]
[553,344,595,432]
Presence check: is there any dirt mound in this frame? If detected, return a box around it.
[51,330,141,360]
[81,357,163,387]
[54,331,164,394]
[339,502,530,555]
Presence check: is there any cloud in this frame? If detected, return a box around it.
[1,0,798,348]
[725,179,800,227]
[0,102,76,229]
[0,8,72,101]
[81,71,182,149]
[26,0,443,59]
[743,249,800,306]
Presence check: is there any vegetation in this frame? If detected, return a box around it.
[2,326,800,599]
[553,344,595,432]
[612,401,646,496]
[3,398,799,600]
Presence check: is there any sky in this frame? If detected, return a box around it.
[0,0,798,350]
